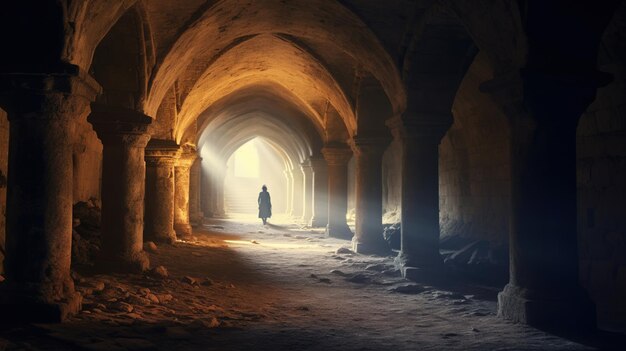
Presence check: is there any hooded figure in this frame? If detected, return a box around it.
[258,185,272,224]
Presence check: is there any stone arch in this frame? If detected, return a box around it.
[402,3,478,119]
[172,34,353,141]
[89,2,154,110]
[144,0,406,128]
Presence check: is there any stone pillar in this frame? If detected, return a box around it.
[189,157,202,226]
[200,164,213,218]
[351,136,390,255]
[310,156,329,227]
[88,104,151,273]
[322,144,353,239]
[214,164,226,217]
[174,151,197,239]
[301,159,314,223]
[0,69,100,322]
[284,169,294,216]
[144,139,180,244]
[291,167,304,218]
[387,117,450,279]
[482,71,597,330]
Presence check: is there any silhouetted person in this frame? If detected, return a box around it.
[258,185,272,225]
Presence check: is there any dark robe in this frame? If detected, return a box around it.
[258,190,272,218]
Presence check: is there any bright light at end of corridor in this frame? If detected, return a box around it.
[233,139,260,178]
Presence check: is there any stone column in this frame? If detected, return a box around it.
[174,151,197,239]
[189,157,203,226]
[322,144,353,239]
[88,104,151,273]
[301,159,314,223]
[284,169,294,216]
[0,69,100,322]
[214,164,226,217]
[200,164,213,218]
[482,71,597,330]
[291,167,304,218]
[351,136,390,255]
[387,117,450,279]
[144,139,180,244]
[310,156,329,227]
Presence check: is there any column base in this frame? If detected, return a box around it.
[95,251,150,273]
[148,230,177,244]
[0,284,82,323]
[310,216,328,228]
[395,251,444,282]
[190,215,203,228]
[174,223,193,239]
[352,237,390,256]
[498,283,596,331]
[326,224,353,240]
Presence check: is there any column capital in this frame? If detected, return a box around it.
[0,68,101,119]
[321,144,353,166]
[176,146,198,168]
[350,135,391,157]
[309,155,327,171]
[88,104,153,147]
[300,158,314,172]
[145,139,180,166]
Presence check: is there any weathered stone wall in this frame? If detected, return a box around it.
[0,108,8,274]
[439,53,511,246]
[382,138,402,223]
[72,119,102,203]
[577,4,626,328]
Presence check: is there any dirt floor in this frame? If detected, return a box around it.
[0,215,624,350]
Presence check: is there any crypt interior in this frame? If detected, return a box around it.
[0,0,625,350]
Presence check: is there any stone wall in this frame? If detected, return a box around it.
[72,119,102,203]
[438,53,511,246]
[0,108,8,274]
[576,4,626,329]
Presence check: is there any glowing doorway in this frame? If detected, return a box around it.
[224,138,288,216]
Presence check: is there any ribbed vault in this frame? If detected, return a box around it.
[143,0,406,138]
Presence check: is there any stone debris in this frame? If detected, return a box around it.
[201,278,214,286]
[390,284,428,294]
[182,276,199,285]
[146,293,160,304]
[330,269,348,276]
[335,247,354,255]
[71,199,102,266]
[144,241,158,253]
[126,295,152,306]
[382,223,401,250]
[149,265,169,279]
[110,302,134,313]
[345,273,373,284]
[156,294,173,303]
[365,263,389,272]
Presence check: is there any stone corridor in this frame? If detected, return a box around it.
[1,1,625,349]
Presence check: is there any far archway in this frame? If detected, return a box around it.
[223,137,290,218]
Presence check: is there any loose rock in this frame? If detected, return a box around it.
[144,241,158,253]
[150,265,168,279]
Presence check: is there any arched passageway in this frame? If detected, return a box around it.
[0,1,625,349]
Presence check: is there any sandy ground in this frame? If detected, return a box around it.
[0,215,623,350]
